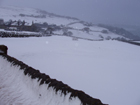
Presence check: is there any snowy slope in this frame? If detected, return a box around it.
[0,6,78,25]
[0,6,131,40]
[0,36,140,105]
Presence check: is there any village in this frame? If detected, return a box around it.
[0,18,63,37]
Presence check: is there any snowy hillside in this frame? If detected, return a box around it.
[0,36,140,105]
[0,6,78,25]
[0,6,137,40]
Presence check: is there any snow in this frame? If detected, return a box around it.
[0,6,77,26]
[67,23,107,32]
[65,22,126,40]
[62,28,125,41]
[90,26,108,32]
[0,56,81,105]
[0,5,140,105]
[67,22,85,29]
[70,29,102,40]
[0,6,129,40]
[0,36,140,105]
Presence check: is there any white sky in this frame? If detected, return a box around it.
[0,0,140,26]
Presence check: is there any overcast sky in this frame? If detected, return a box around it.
[0,0,140,26]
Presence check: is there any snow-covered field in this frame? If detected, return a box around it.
[0,36,140,105]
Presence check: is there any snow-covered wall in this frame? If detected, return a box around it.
[0,52,107,105]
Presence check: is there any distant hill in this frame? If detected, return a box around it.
[0,6,140,41]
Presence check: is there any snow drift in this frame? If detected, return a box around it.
[0,49,107,105]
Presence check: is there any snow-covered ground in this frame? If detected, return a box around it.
[0,36,140,105]
[68,29,122,40]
